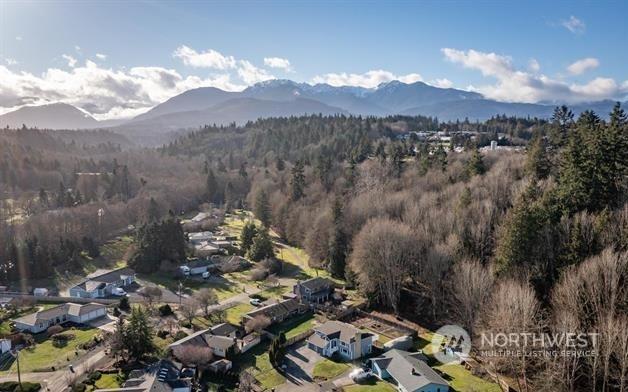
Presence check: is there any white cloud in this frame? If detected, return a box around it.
[442,47,627,103]
[173,45,236,69]
[62,54,77,68]
[15,36,22,41]
[528,58,540,72]
[311,70,423,88]
[0,62,246,120]
[237,60,275,84]
[5,58,18,66]
[567,57,599,75]
[74,45,81,52]
[95,53,107,60]
[263,57,292,72]
[430,78,453,88]
[562,16,586,34]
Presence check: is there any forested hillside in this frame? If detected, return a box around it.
[0,104,626,391]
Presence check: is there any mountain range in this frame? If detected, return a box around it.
[1,79,625,133]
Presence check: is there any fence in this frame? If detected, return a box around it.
[283,329,313,347]
[3,293,118,305]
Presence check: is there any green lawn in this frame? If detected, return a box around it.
[343,380,397,392]
[434,363,502,392]
[7,328,100,373]
[414,332,501,392]
[91,373,121,390]
[98,236,133,268]
[237,343,285,390]
[312,359,350,381]
[362,328,391,345]
[255,285,290,300]
[224,303,253,325]
[268,313,315,339]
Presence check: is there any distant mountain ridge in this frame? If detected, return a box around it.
[1,79,626,132]
[0,103,100,129]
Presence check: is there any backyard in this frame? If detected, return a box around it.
[4,327,101,373]
[237,343,285,390]
[312,358,351,381]
[268,313,316,339]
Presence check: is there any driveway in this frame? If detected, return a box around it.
[280,341,323,387]
[88,314,118,333]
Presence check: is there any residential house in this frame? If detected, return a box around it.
[13,302,107,333]
[242,298,305,325]
[237,332,261,354]
[69,268,135,298]
[188,231,213,245]
[307,320,373,360]
[370,349,449,392]
[168,322,256,359]
[293,277,334,304]
[95,360,191,392]
[179,259,213,276]
[208,358,232,374]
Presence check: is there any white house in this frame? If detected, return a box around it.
[370,349,450,392]
[179,259,213,275]
[69,268,135,298]
[307,320,373,360]
[13,302,107,333]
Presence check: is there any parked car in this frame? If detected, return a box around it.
[249,298,262,306]
[349,367,372,382]
[112,287,127,296]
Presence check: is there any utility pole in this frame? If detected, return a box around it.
[14,349,22,392]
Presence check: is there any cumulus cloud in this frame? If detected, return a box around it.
[62,54,77,68]
[528,58,540,72]
[237,60,275,84]
[430,78,453,88]
[95,53,107,60]
[263,57,292,72]
[311,70,423,88]
[5,58,18,66]
[173,45,236,69]
[0,62,246,120]
[567,57,599,75]
[442,47,627,103]
[562,16,586,34]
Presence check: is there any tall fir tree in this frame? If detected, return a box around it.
[290,160,306,201]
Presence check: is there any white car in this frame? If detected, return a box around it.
[249,298,262,306]
[349,368,372,382]
[112,287,127,296]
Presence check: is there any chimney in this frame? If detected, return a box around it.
[411,367,418,375]
[354,331,362,359]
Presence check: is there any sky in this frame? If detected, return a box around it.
[1,0,627,120]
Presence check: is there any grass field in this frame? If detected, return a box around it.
[237,343,285,390]
[224,302,253,325]
[7,328,100,373]
[312,359,350,381]
[87,373,121,390]
[268,313,315,339]
[415,332,501,392]
[343,380,397,392]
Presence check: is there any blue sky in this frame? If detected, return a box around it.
[1,0,627,119]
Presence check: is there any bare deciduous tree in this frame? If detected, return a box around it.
[449,258,494,336]
[245,315,271,334]
[194,288,219,318]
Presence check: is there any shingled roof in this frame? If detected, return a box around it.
[371,349,449,391]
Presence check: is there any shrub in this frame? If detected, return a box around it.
[158,304,173,316]
[0,381,42,392]
[119,297,130,311]
[157,330,169,339]
[179,320,191,329]
[173,330,188,341]
[86,371,102,384]
[47,325,64,336]
[51,333,74,348]
[112,307,121,317]
[71,383,86,392]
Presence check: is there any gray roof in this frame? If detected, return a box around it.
[13,302,105,326]
[245,298,302,321]
[314,320,363,343]
[74,267,135,291]
[297,277,333,294]
[371,349,449,391]
[209,322,239,337]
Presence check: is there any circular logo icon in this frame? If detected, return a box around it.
[431,324,471,364]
